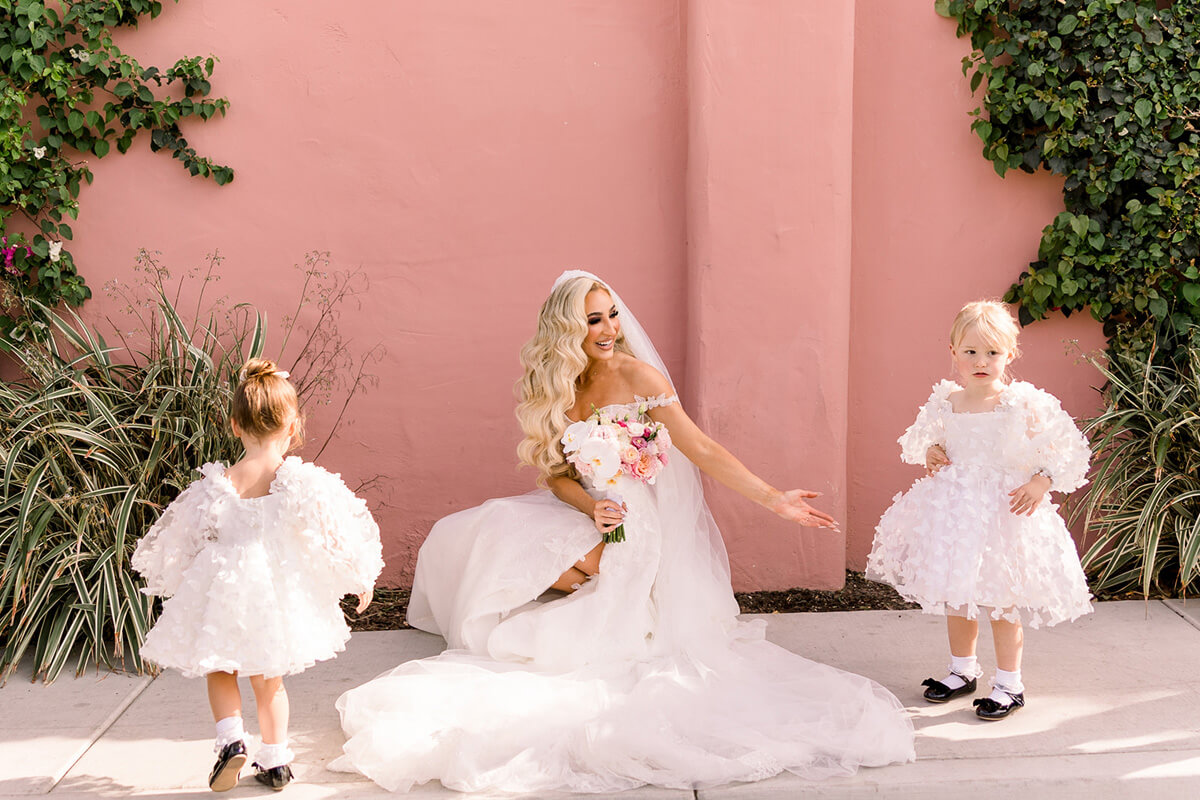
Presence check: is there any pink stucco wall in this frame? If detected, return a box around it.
[50,1,1104,590]
[73,2,691,586]
[687,2,857,589]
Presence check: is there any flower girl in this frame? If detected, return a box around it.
[867,301,1092,720]
[132,359,383,790]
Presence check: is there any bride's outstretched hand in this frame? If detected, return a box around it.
[767,490,840,530]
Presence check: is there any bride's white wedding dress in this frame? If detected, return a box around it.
[330,272,914,793]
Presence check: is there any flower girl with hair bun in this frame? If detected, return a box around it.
[133,359,383,791]
[868,301,1093,720]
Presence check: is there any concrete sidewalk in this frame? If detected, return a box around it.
[2,601,1198,799]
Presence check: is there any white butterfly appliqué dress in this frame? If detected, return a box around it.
[867,380,1093,627]
[131,457,383,678]
[331,396,915,794]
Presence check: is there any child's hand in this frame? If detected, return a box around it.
[925,444,950,476]
[355,589,373,614]
[1009,474,1052,516]
[767,489,840,531]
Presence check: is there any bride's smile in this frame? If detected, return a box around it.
[583,289,620,362]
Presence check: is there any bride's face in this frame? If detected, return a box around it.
[582,289,620,363]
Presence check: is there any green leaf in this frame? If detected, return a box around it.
[1182,283,1200,307]
[934,0,953,18]
[1134,98,1153,123]
[1057,15,1078,35]
[92,140,109,158]
[1069,215,1090,238]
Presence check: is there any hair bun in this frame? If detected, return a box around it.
[238,358,279,382]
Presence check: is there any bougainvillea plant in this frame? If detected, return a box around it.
[0,0,232,339]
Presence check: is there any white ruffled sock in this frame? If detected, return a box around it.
[214,716,245,751]
[940,654,981,689]
[987,668,1024,704]
[255,741,294,770]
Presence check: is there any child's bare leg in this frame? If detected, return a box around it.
[976,616,1026,716]
[990,617,1024,672]
[206,671,247,790]
[248,675,293,775]
[248,675,289,744]
[946,613,979,658]
[206,671,242,722]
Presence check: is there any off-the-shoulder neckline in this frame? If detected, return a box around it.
[566,392,678,424]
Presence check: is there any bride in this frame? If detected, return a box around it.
[331,271,914,793]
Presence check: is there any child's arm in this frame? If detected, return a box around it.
[925,444,950,475]
[1008,471,1053,516]
[279,462,384,600]
[131,477,214,597]
[899,381,956,467]
[1007,384,1092,514]
[1023,386,1092,493]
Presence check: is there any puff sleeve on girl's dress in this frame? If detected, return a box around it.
[897,380,959,466]
[275,459,384,596]
[131,463,227,597]
[1006,382,1092,493]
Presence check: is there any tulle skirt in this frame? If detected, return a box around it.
[331,489,914,793]
[141,536,352,678]
[867,463,1093,628]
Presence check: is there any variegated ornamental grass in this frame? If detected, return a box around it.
[0,293,257,683]
[1073,344,1200,596]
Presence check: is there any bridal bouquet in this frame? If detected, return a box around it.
[561,408,673,543]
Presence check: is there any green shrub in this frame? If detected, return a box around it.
[1072,343,1200,596]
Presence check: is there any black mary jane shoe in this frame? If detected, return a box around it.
[208,740,247,792]
[252,762,294,791]
[973,690,1025,720]
[921,674,977,703]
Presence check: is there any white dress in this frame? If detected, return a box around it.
[132,457,384,678]
[867,380,1093,628]
[331,396,915,794]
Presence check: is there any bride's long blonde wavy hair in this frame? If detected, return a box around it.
[516,275,633,483]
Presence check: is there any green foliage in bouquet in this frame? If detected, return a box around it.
[1071,342,1200,597]
[0,252,382,683]
[936,0,1200,356]
[1,0,232,338]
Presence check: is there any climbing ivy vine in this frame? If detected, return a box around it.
[1,0,231,339]
[937,0,1200,356]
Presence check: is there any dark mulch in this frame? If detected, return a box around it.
[342,588,413,632]
[342,571,919,632]
[735,571,920,614]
